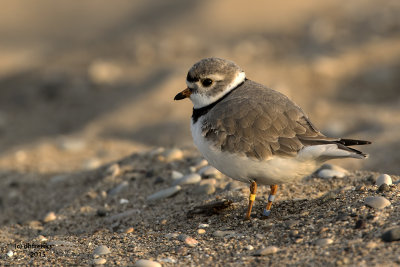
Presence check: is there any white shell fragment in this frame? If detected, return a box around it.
[365,196,391,209]
[375,174,392,187]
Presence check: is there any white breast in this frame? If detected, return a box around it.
[191,117,320,185]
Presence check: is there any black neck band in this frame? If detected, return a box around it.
[191,80,245,123]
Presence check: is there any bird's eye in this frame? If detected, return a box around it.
[202,78,213,87]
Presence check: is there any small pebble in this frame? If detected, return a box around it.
[193,183,216,195]
[192,159,208,170]
[7,250,13,257]
[365,196,391,209]
[149,147,165,156]
[119,198,129,204]
[356,185,366,192]
[43,212,56,222]
[378,183,390,192]
[134,259,162,267]
[175,246,187,254]
[199,223,209,228]
[96,209,107,217]
[83,158,102,170]
[124,227,134,233]
[213,230,236,237]
[172,173,201,186]
[93,245,111,255]
[165,233,179,239]
[86,191,98,199]
[106,163,121,177]
[184,237,199,247]
[58,138,86,151]
[178,235,199,247]
[197,229,206,234]
[376,174,392,187]
[38,235,48,242]
[382,227,400,242]
[317,169,346,179]
[253,246,279,256]
[164,148,184,162]
[245,245,254,250]
[108,181,129,196]
[198,166,222,178]
[289,230,299,237]
[315,238,333,246]
[171,171,183,180]
[147,185,181,201]
[256,234,264,239]
[366,241,378,249]
[93,258,107,265]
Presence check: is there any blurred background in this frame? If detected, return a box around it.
[0,0,399,175]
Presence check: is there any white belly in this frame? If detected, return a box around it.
[191,118,319,185]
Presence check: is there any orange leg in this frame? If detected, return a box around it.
[263,185,278,217]
[245,181,257,220]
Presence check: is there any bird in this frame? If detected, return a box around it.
[174,57,371,220]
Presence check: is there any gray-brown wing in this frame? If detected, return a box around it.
[201,81,329,161]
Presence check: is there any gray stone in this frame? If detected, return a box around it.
[376,174,392,187]
[134,259,161,267]
[193,184,216,195]
[382,227,400,242]
[365,196,391,209]
[198,165,222,178]
[108,181,129,196]
[165,233,179,239]
[172,173,201,186]
[224,181,245,191]
[378,183,390,192]
[213,230,236,237]
[253,246,279,256]
[93,245,111,255]
[147,185,181,201]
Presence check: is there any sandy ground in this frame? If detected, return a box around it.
[0,0,400,265]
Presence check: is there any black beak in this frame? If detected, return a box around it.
[174,88,191,100]
[174,92,186,100]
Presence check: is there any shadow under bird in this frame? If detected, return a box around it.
[174,57,371,219]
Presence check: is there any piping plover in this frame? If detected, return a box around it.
[174,57,370,219]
